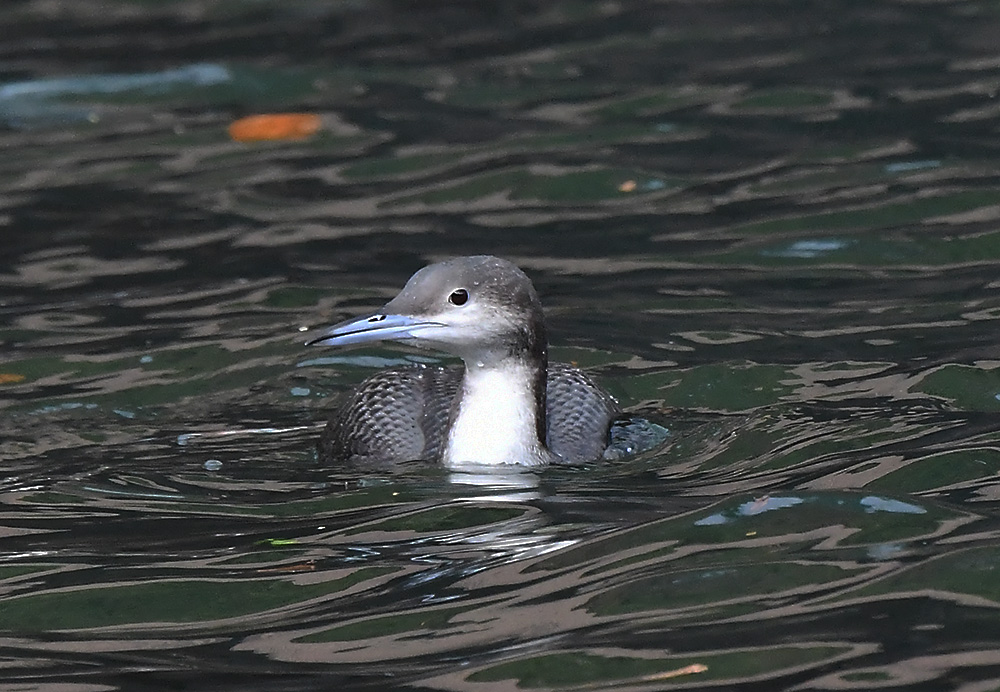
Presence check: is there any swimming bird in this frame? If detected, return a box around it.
[306,256,620,467]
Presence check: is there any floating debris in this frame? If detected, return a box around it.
[229,113,321,142]
[639,663,708,682]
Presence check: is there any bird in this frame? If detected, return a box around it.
[306,255,620,467]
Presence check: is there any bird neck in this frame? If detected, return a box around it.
[442,351,550,468]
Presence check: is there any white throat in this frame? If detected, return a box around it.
[443,361,549,467]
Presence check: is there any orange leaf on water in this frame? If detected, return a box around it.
[0,373,25,384]
[228,113,321,142]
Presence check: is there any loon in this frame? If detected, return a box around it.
[306,255,620,467]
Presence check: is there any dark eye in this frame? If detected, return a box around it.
[448,288,469,306]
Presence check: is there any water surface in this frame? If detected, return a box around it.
[4,1,1000,690]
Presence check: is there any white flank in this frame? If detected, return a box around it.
[443,363,546,466]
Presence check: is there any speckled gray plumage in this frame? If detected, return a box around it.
[319,362,619,465]
[543,362,621,463]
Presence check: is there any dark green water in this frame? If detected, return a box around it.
[3,1,1000,689]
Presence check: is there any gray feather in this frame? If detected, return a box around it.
[319,362,619,465]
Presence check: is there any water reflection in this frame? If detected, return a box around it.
[0,64,231,129]
[446,466,542,496]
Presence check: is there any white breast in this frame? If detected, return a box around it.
[443,363,548,467]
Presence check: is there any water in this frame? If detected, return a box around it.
[4,1,1000,689]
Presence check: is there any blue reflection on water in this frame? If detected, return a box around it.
[695,496,805,525]
[860,495,927,515]
[0,63,230,127]
[763,239,852,258]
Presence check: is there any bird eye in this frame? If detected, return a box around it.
[448,288,469,306]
